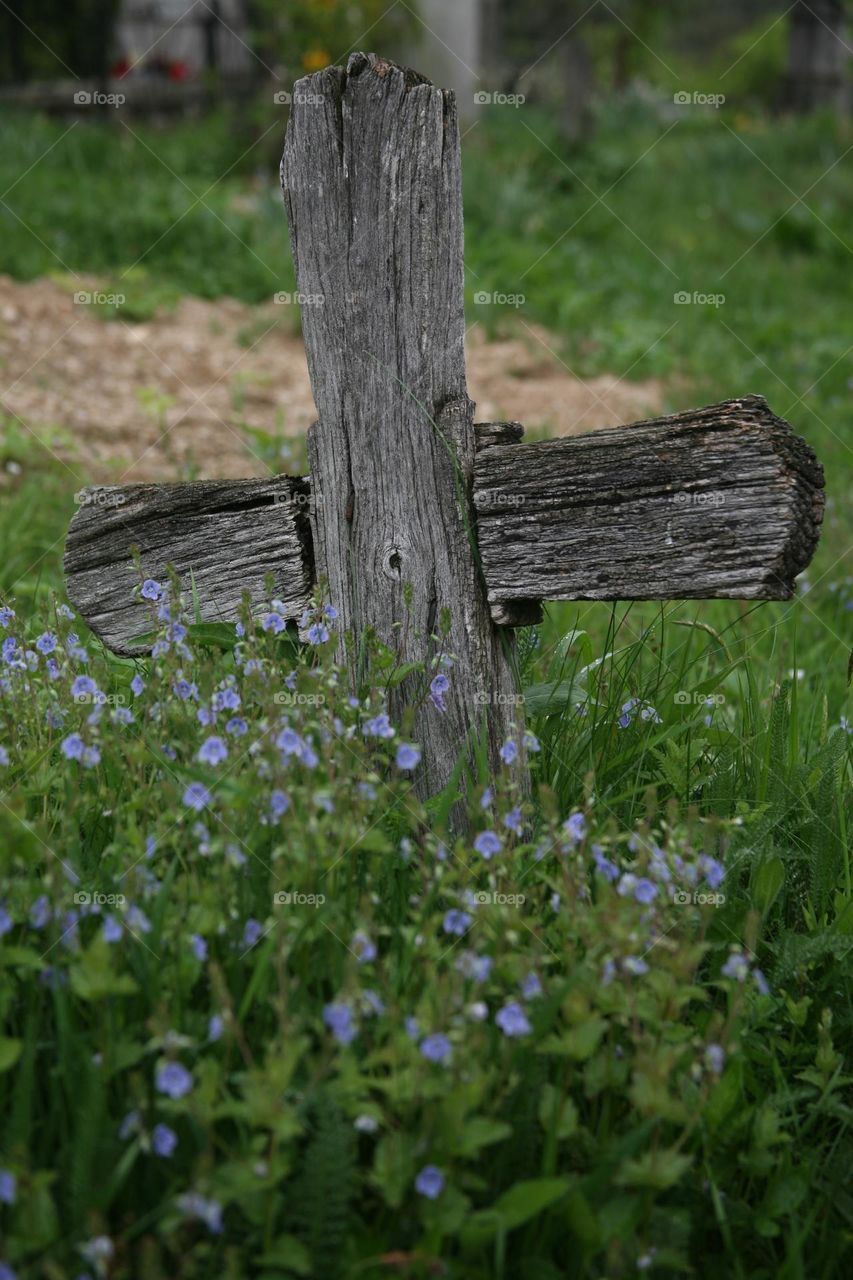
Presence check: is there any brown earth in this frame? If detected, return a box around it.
[0,274,664,484]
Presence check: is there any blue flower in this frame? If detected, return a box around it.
[363,714,395,740]
[0,1170,16,1205]
[226,716,248,736]
[705,1044,725,1075]
[306,622,329,644]
[242,918,264,950]
[503,806,522,833]
[323,1002,356,1045]
[495,1001,531,1037]
[623,956,649,976]
[699,856,725,890]
[592,845,619,882]
[130,674,145,696]
[208,1014,224,1042]
[183,783,211,812]
[0,606,15,627]
[198,736,228,765]
[405,1016,420,1040]
[36,632,57,655]
[753,968,770,996]
[415,1165,445,1199]
[352,930,377,963]
[71,675,98,699]
[420,1033,452,1064]
[721,952,749,982]
[500,739,518,765]
[269,789,290,818]
[634,878,657,905]
[29,895,50,929]
[474,829,502,860]
[151,1123,178,1158]
[177,1192,222,1234]
[262,612,286,634]
[521,972,542,999]
[189,933,207,962]
[102,915,123,944]
[563,811,587,844]
[443,909,472,936]
[429,673,449,712]
[523,730,541,752]
[141,579,164,601]
[156,1061,193,1099]
[395,743,421,770]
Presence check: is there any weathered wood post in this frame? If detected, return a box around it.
[64,53,825,807]
[280,52,523,793]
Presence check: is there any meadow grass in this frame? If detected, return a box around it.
[0,99,851,1278]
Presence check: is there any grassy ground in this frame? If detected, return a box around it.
[0,99,851,1278]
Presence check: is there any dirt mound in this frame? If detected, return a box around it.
[0,275,664,483]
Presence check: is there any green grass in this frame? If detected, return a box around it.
[0,97,851,1278]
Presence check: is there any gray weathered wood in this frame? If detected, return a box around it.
[64,477,313,655]
[281,52,523,794]
[474,395,824,619]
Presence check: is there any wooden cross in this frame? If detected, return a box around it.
[65,53,825,796]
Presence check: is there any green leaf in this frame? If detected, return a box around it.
[523,679,583,716]
[538,1084,578,1140]
[616,1148,692,1190]
[538,1018,607,1061]
[370,1132,416,1209]
[186,621,238,650]
[256,1235,312,1275]
[452,1116,512,1157]
[0,1036,22,1071]
[493,1177,572,1229]
[752,857,785,911]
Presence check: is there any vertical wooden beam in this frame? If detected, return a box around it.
[281,52,523,797]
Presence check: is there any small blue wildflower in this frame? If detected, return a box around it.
[323,1002,356,1045]
[592,845,619,882]
[324,604,338,621]
[262,612,286,634]
[126,905,151,934]
[102,915,123,944]
[176,1192,222,1234]
[363,713,395,740]
[523,730,541,752]
[405,1016,420,1040]
[82,745,101,769]
[306,622,329,644]
[140,580,163,601]
[226,716,248,736]
[395,743,421,770]
[0,906,12,937]
[155,1061,193,1099]
[151,1123,177,1158]
[415,1165,445,1199]
[241,918,264,950]
[623,956,649,976]
[173,678,197,701]
[352,930,377,963]
[29,895,50,929]
[269,789,290,819]
[443,909,472,936]
[130,673,145,696]
[198,736,228,766]
[118,1110,141,1140]
[183,782,211,812]
[0,746,9,768]
[36,632,57,654]
[634,878,658,905]
[495,1001,531,1037]
[753,968,771,996]
[0,606,15,627]
[563,811,587,844]
[721,952,749,982]
[474,829,502,860]
[208,1014,224,1042]
[71,675,98,699]
[362,989,384,1016]
[420,1033,452,1064]
[212,687,240,712]
[705,1044,725,1075]
[503,806,523,832]
[429,673,449,712]
[521,972,542,999]
[480,786,493,809]
[700,856,725,890]
[189,933,207,962]
[0,1170,16,1205]
[500,739,518,765]
[277,727,302,755]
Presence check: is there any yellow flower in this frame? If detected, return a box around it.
[302,49,330,72]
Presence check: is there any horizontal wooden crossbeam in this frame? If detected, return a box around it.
[65,397,823,654]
